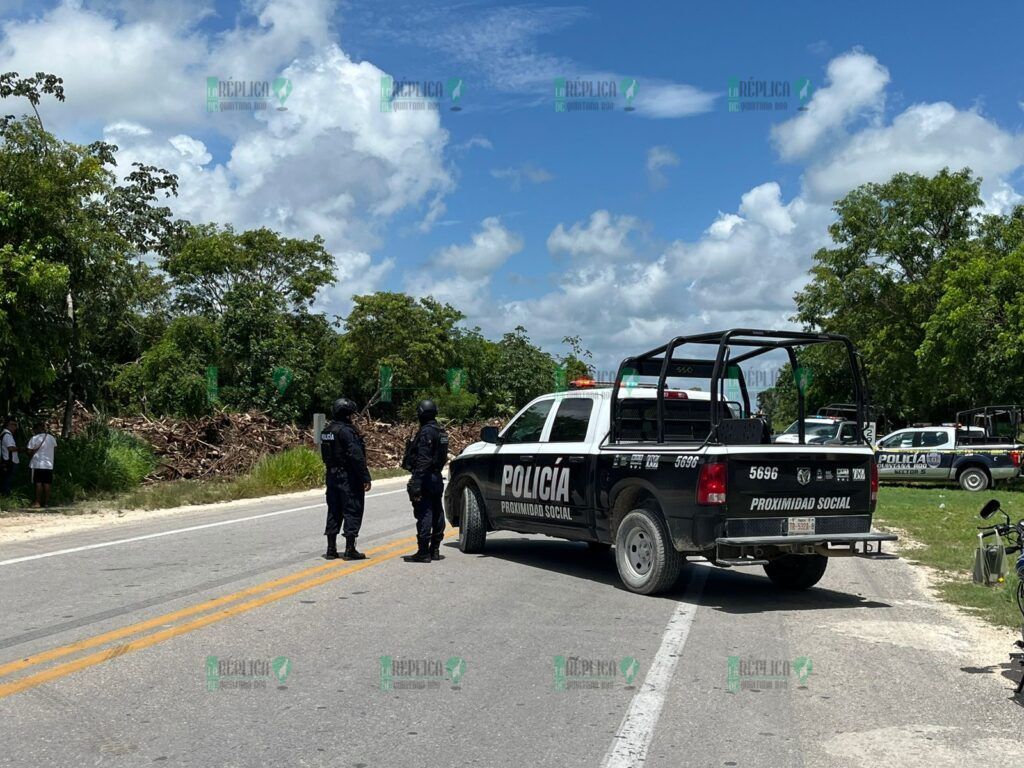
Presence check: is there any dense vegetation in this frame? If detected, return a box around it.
[758,169,1024,430]
[0,73,588,433]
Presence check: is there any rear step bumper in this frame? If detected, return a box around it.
[714,531,898,562]
[716,532,896,547]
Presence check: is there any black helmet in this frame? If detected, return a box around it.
[332,397,357,420]
[416,399,438,423]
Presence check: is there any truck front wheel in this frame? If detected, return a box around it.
[458,484,487,553]
[615,508,682,595]
[957,467,990,492]
[763,554,827,590]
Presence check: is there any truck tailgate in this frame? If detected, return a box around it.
[722,450,874,538]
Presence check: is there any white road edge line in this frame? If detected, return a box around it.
[600,565,709,768]
[0,489,408,567]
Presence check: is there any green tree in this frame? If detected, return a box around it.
[919,206,1024,410]
[769,168,982,424]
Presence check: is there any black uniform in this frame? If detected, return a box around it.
[407,419,449,554]
[320,420,371,540]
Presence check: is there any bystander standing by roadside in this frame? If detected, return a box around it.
[27,422,57,508]
[1,417,19,496]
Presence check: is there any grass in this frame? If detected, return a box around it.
[0,446,408,515]
[874,484,1024,630]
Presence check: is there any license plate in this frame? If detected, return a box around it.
[788,517,815,535]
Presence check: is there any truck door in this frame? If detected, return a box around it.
[539,395,596,535]
[487,398,555,527]
[915,429,954,479]
[876,430,921,479]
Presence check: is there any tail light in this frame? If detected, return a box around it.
[697,461,727,505]
[1011,451,1021,467]
[870,461,879,504]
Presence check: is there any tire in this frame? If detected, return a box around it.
[457,483,487,553]
[614,508,683,595]
[958,467,990,492]
[763,554,828,590]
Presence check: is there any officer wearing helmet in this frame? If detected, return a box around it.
[320,397,372,560]
[403,399,449,563]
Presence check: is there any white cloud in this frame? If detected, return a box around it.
[634,82,717,118]
[434,217,523,278]
[802,102,1024,203]
[0,0,454,312]
[490,163,554,190]
[772,51,890,161]
[413,217,523,314]
[646,145,679,188]
[547,210,640,262]
[428,50,1024,371]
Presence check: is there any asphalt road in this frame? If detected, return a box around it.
[1,480,1022,768]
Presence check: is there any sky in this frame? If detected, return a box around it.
[2,0,1024,377]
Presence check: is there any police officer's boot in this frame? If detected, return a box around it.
[403,540,432,563]
[323,534,340,560]
[429,537,445,561]
[343,536,366,560]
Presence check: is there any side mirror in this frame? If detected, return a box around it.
[980,499,1001,519]
[480,426,500,444]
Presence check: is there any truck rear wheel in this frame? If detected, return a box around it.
[958,467,989,492]
[458,484,487,553]
[615,508,682,595]
[763,554,827,590]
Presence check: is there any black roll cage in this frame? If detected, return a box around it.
[609,329,870,447]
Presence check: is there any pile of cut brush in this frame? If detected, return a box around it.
[61,404,499,481]
[355,417,500,469]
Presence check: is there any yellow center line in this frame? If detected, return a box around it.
[0,533,457,699]
[0,534,419,680]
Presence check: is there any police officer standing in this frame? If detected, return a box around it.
[320,398,372,560]
[403,400,449,563]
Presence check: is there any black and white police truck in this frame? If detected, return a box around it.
[875,417,1022,492]
[445,329,896,595]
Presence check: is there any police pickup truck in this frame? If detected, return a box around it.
[445,329,895,595]
[876,424,1021,492]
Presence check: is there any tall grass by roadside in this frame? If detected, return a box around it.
[0,423,156,510]
[875,486,1023,630]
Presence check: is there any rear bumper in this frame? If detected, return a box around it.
[716,531,896,547]
[714,531,897,562]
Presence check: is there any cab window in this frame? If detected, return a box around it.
[879,431,913,449]
[502,400,553,444]
[839,423,857,442]
[548,397,594,442]
[917,430,950,448]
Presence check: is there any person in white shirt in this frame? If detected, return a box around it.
[1,417,18,497]
[27,422,57,508]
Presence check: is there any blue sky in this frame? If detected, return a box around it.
[2,0,1024,372]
